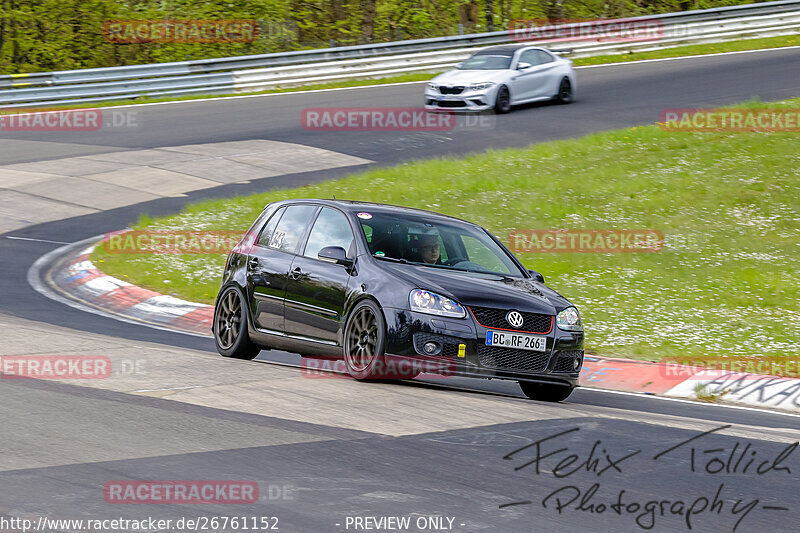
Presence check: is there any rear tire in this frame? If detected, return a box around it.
[214,286,260,360]
[519,381,575,402]
[494,85,511,114]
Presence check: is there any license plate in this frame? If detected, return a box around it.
[485,330,548,352]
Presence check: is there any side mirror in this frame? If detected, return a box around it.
[528,269,545,283]
[318,246,353,267]
[517,62,533,70]
[454,62,463,69]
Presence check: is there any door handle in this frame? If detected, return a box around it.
[289,266,302,280]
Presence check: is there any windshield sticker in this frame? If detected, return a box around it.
[375,251,385,257]
[357,212,372,219]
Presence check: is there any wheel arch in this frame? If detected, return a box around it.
[340,294,389,353]
[214,281,256,334]
[494,83,512,113]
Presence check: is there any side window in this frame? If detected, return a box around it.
[257,207,285,247]
[536,50,555,64]
[269,205,317,253]
[304,208,355,259]
[518,50,539,67]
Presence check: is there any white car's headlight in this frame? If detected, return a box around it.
[469,82,495,91]
[409,289,466,318]
[427,83,438,90]
[556,307,582,331]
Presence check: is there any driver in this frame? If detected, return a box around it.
[419,234,442,264]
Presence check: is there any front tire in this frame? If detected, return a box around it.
[494,85,511,114]
[343,300,390,380]
[213,286,260,360]
[519,381,575,402]
[555,77,574,104]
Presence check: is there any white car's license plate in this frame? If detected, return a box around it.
[485,330,548,352]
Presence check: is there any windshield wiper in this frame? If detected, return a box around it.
[376,257,454,270]
[409,262,479,274]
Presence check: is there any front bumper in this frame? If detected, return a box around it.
[383,308,583,386]
[424,88,494,112]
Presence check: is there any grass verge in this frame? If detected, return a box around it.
[91,97,800,372]
[5,34,799,111]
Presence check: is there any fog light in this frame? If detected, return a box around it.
[424,342,439,354]
[574,357,581,370]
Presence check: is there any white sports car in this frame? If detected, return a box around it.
[424,45,576,114]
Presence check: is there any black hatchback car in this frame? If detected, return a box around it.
[213,199,584,401]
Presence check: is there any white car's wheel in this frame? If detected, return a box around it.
[556,77,574,104]
[494,85,511,114]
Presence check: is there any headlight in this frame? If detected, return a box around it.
[556,307,582,331]
[469,82,495,91]
[409,289,466,318]
[427,83,438,90]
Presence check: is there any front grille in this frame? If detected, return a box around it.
[437,100,467,108]
[553,350,584,372]
[438,86,465,95]
[478,345,550,373]
[470,306,553,334]
[413,332,460,357]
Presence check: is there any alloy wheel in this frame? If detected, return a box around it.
[215,289,242,350]
[345,306,379,372]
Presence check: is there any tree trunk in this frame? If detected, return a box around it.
[458,1,480,33]
[545,0,565,20]
[0,0,6,68]
[360,0,376,44]
[331,0,345,42]
[484,0,495,32]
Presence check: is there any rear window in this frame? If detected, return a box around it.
[257,207,285,247]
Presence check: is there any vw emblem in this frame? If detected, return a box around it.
[506,311,524,328]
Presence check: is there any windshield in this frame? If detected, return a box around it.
[459,53,513,70]
[358,211,523,276]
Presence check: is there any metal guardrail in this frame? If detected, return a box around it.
[1,0,799,107]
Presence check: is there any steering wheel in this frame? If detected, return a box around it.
[449,260,489,272]
[443,257,467,266]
